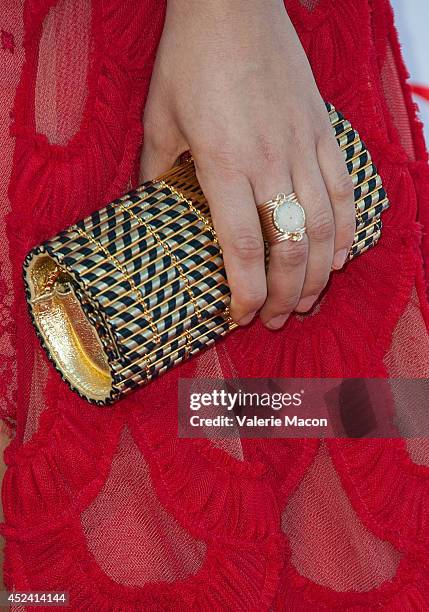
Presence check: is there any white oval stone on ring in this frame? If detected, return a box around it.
[272,194,306,240]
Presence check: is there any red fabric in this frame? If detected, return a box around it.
[1,0,429,609]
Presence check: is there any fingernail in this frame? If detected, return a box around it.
[237,311,257,326]
[333,248,348,270]
[296,295,318,312]
[266,314,289,330]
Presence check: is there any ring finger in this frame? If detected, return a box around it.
[254,172,309,329]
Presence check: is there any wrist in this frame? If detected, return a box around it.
[166,0,287,24]
[164,0,293,54]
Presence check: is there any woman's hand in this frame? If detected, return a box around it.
[140,0,355,329]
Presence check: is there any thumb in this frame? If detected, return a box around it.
[139,124,188,184]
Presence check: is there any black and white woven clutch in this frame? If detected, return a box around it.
[23,103,389,404]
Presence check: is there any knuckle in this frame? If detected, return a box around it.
[305,279,328,297]
[230,234,265,261]
[331,170,354,202]
[272,292,302,314]
[338,219,357,246]
[336,209,357,248]
[319,122,337,144]
[276,240,308,268]
[255,136,285,166]
[234,284,267,311]
[295,127,314,153]
[308,208,335,242]
[194,143,238,172]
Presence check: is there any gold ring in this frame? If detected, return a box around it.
[257,192,306,245]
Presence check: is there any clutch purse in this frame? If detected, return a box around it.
[23,103,390,405]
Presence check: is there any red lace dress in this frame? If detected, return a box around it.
[1,0,429,610]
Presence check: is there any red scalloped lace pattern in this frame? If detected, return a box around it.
[0,268,16,436]
[0,4,22,437]
[2,0,429,610]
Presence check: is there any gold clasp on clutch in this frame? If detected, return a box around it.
[29,267,60,304]
[29,264,73,304]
